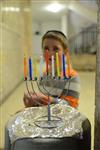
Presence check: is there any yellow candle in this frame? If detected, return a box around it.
[51,55,55,77]
[56,52,60,77]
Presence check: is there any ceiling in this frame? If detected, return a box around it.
[31,0,70,22]
[31,0,97,23]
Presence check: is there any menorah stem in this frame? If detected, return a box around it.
[47,95,51,122]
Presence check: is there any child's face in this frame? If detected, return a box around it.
[43,38,64,58]
[42,38,64,73]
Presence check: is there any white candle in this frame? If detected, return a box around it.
[51,55,55,78]
[40,55,43,79]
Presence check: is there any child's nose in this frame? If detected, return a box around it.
[49,50,55,56]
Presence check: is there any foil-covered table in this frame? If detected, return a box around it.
[5,103,91,150]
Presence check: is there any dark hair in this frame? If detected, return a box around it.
[42,30,68,50]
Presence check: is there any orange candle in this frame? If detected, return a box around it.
[66,50,71,77]
[24,54,27,80]
[33,57,37,80]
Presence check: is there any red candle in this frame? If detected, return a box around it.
[45,49,49,75]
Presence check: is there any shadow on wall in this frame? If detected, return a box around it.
[71,54,96,71]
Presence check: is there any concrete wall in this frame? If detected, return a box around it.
[0,0,32,104]
[32,21,60,55]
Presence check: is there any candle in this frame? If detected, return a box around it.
[66,51,71,77]
[56,52,60,77]
[33,57,37,80]
[29,57,32,80]
[51,55,55,78]
[24,54,27,80]
[40,55,43,79]
[62,53,66,78]
[45,50,49,75]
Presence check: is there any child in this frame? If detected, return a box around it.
[23,30,80,108]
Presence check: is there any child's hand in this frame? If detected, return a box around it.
[23,92,52,107]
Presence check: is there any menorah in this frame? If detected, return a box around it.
[24,50,71,128]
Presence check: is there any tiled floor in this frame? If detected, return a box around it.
[0,71,95,149]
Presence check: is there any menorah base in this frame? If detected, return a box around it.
[34,116,63,128]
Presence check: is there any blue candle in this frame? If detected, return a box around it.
[29,57,32,80]
[62,54,66,77]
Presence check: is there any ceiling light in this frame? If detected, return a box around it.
[46,2,64,13]
[1,7,20,12]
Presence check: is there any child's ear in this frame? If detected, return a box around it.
[64,48,69,54]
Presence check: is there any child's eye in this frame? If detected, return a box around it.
[53,47,59,52]
[43,46,49,51]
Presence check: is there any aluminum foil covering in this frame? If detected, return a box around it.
[7,103,86,144]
